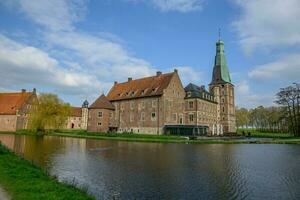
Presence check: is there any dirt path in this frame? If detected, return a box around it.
[0,186,10,200]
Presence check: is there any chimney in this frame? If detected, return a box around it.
[21,89,26,93]
[156,71,162,76]
[114,81,118,85]
[128,77,132,82]
[174,69,178,73]
[33,88,36,94]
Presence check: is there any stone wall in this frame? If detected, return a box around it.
[184,98,219,134]
[110,72,186,135]
[0,115,17,131]
[209,83,236,133]
[161,72,186,127]
[88,108,114,132]
[112,97,162,134]
[66,116,83,129]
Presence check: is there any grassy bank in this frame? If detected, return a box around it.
[0,142,95,200]
[1,129,300,144]
[237,128,293,138]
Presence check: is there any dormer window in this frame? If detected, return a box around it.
[152,87,158,93]
[187,92,191,97]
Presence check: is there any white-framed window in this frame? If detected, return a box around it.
[130,101,135,110]
[189,101,194,109]
[152,100,156,107]
[189,114,194,122]
[98,111,103,118]
[141,112,145,121]
[109,112,113,119]
[120,103,124,111]
[179,114,183,124]
[151,112,156,121]
[173,113,177,122]
[130,113,134,122]
[140,101,145,109]
[187,91,191,97]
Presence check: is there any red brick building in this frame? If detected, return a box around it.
[0,89,37,131]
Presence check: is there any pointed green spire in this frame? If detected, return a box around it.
[211,35,231,84]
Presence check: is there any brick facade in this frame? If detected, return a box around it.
[65,107,89,130]
[85,68,234,135]
[0,89,37,132]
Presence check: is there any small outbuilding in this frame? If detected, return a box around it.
[87,94,115,133]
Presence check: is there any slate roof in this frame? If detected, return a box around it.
[70,107,82,117]
[89,94,115,110]
[107,72,175,101]
[184,83,216,103]
[0,91,34,115]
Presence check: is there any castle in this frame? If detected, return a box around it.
[0,39,236,135]
[85,39,236,135]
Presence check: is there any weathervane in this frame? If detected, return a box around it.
[218,28,221,40]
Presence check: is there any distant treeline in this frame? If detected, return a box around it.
[236,83,300,136]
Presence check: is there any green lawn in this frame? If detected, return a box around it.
[237,128,294,138]
[0,143,95,200]
[1,129,300,144]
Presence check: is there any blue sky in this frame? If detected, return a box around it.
[0,0,299,108]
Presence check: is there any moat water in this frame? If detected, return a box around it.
[0,134,300,200]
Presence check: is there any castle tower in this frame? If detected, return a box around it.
[81,100,89,130]
[209,37,236,133]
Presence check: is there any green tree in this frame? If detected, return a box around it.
[236,107,249,129]
[28,93,71,133]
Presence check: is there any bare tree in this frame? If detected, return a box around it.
[275,83,300,136]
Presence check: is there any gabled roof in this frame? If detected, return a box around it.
[0,91,35,115]
[89,94,115,110]
[107,72,175,101]
[70,107,82,117]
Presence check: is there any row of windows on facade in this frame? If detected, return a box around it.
[95,111,216,126]
[116,99,217,113]
[114,100,158,111]
[187,101,217,113]
[214,87,233,96]
[117,87,159,97]
[186,92,214,101]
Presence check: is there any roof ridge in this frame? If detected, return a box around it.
[116,72,174,85]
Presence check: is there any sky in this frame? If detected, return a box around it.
[0,0,299,108]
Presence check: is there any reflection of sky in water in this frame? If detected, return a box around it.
[0,134,300,200]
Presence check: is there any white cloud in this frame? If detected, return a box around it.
[236,80,249,95]
[235,80,274,108]
[44,31,156,81]
[232,0,300,53]
[127,0,204,12]
[152,0,204,12]
[1,0,205,105]
[174,66,202,86]
[0,34,101,95]
[249,54,300,81]
[17,0,87,31]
